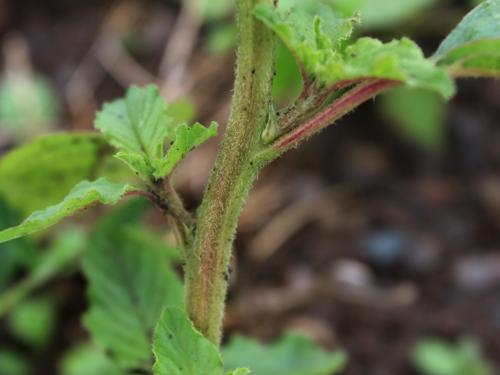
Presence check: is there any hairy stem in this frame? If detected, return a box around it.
[184,0,274,345]
[148,178,194,252]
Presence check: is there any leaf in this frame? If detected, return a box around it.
[0,178,136,244]
[272,41,303,104]
[0,228,86,319]
[83,228,183,370]
[26,228,86,286]
[192,0,234,21]
[95,85,217,180]
[0,350,30,375]
[59,344,124,375]
[123,226,182,263]
[358,0,437,29]
[254,0,455,98]
[154,122,217,179]
[412,338,494,375]
[0,197,37,291]
[222,333,347,375]
[0,74,58,139]
[169,97,197,124]
[379,87,446,149]
[153,307,223,375]
[0,132,128,215]
[8,297,57,349]
[433,0,500,77]
[207,23,237,54]
[226,369,251,375]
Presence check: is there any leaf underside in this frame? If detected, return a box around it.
[433,0,500,77]
[253,0,455,98]
[0,178,135,244]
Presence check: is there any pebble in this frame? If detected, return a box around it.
[361,229,409,267]
[452,254,500,292]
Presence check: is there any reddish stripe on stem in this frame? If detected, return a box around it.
[275,79,398,150]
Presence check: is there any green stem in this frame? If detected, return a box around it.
[184,0,274,345]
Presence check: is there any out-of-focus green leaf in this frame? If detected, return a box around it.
[254,0,455,98]
[207,23,237,54]
[122,226,181,262]
[0,74,58,139]
[0,228,86,318]
[8,297,56,349]
[192,0,234,21]
[222,333,347,375]
[0,133,130,216]
[153,307,223,375]
[358,0,437,29]
[412,338,494,375]
[0,197,37,291]
[380,87,446,149]
[0,178,136,244]
[83,227,183,370]
[26,228,85,285]
[433,0,500,77]
[93,197,150,235]
[59,344,124,375]
[95,85,217,180]
[169,97,197,124]
[0,350,30,375]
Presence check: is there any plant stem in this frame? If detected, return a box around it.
[184,0,274,345]
[148,178,194,252]
[258,79,398,160]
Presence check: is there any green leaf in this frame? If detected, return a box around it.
[0,350,30,375]
[358,0,437,29]
[95,85,217,180]
[0,228,86,318]
[169,97,197,124]
[60,344,124,375]
[222,333,347,375]
[26,227,86,286]
[433,0,500,77]
[8,297,56,349]
[272,41,303,104]
[412,338,494,375]
[0,74,58,139]
[122,226,182,263]
[0,132,128,215]
[153,307,223,375]
[0,178,136,244]
[254,0,455,98]
[0,197,37,291]
[379,87,446,149]
[192,0,233,21]
[207,23,237,54]
[83,228,183,370]
[154,122,217,179]
[227,369,251,375]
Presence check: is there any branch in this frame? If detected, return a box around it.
[271,79,398,153]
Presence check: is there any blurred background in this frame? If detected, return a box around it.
[0,0,499,374]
